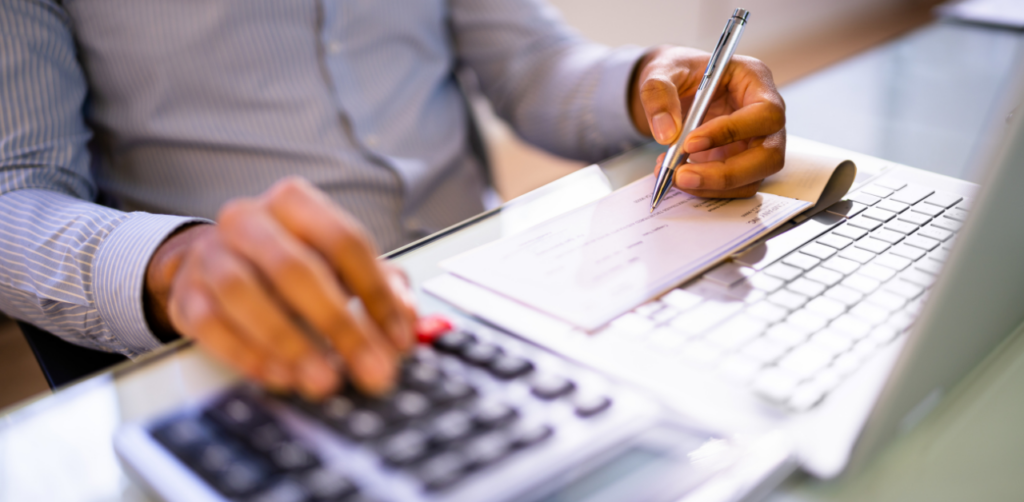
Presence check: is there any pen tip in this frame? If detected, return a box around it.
[650,207,654,213]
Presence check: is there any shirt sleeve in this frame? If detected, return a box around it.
[449,0,650,163]
[0,0,206,357]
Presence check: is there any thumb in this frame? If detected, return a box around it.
[639,75,683,145]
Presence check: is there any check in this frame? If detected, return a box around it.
[441,176,810,330]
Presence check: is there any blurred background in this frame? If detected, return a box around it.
[0,0,950,409]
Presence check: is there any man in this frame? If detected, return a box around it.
[0,0,785,400]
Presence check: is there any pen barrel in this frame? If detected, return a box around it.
[678,12,748,149]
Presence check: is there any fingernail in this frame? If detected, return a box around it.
[677,171,702,189]
[264,361,291,390]
[686,137,712,153]
[355,346,396,395]
[300,355,337,398]
[652,113,676,144]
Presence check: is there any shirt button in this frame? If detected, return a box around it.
[327,41,343,54]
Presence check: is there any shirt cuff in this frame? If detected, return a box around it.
[593,44,651,151]
[93,212,211,356]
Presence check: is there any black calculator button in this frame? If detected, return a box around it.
[217,459,269,497]
[300,468,360,501]
[429,378,477,406]
[379,429,431,466]
[206,393,272,434]
[530,375,576,400]
[388,390,431,421]
[470,401,518,429]
[403,363,445,392]
[460,341,502,366]
[152,417,213,457]
[270,441,320,472]
[417,452,469,491]
[345,410,387,440]
[488,355,534,380]
[316,395,357,430]
[428,410,475,445]
[247,479,310,502]
[249,422,291,454]
[509,422,554,449]
[433,331,475,353]
[463,431,512,469]
[196,442,237,476]
[573,394,612,418]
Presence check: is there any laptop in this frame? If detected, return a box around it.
[115,60,1024,501]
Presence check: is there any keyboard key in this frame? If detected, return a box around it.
[943,208,969,221]
[745,301,789,323]
[830,315,872,340]
[705,316,768,349]
[825,200,868,218]
[489,355,535,380]
[875,199,909,213]
[461,341,503,366]
[530,374,575,400]
[415,314,454,344]
[703,262,757,287]
[848,215,882,231]
[765,262,803,281]
[787,309,829,332]
[670,299,744,335]
[744,273,786,293]
[873,253,912,271]
[839,247,876,264]
[884,280,924,300]
[464,432,513,469]
[217,459,271,498]
[884,220,919,235]
[817,233,853,250]
[849,303,889,325]
[861,185,893,198]
[917,226,953,242]
[847,192,881,206]
[428,410,475,445]
[929,249,950,262]
[345,410,387,440]
[875,178,907,190]
[783,253,821,271]
[931,217,962,232]
[859,263,896,282]
[661,289,703,311]
[870,229,905,245]
[785,278,825,298]
[904,235,940,251]
[508,421,553,449]
[153,418,215,458]
[719,355,763,383]
[206,394,271,434]
[753,368,800,402]
[805,296,846,320]
[789,384,827,412]
[821,256,861,275]
[768,289,809,310]
[433,331,476,354]
[380,430,431,466]
[897,211,931,226]
[766,323,810,348]
[471,400,518,428]
[870,325,901,345]
[890,185,934,205]
[741,338,787,363]
[430,378,477,406]
[651,306,681,324]
[842,274,881,295]
[573,394,613,417]
[800,242,837,260]
[804,266,844,287]
[810,330,853,354]
[890,244,926,261]
[608,313,655,337]
[915,259,943,275]
[862,207,896,222]
[249,480,309,502]
[853,238,890,254]
[865,290,906,312]
[911,202,944,217]
[922,192,962,208]
[778,344,834,379]
[646,327,689,350]
[680,341,725,366]
[901,269,936,288]
[833,225,868,240]
[824,285,864,306]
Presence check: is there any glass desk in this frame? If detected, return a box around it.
[3,18,1024,502]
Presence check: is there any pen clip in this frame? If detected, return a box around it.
[703,18,734,81]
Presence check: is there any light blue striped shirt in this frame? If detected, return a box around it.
[0,0,647,356]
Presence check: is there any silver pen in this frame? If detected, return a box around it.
[650,8,750,212]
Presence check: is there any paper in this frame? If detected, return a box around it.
[441,176,809,330]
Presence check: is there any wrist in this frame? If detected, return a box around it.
[144,223,214,340]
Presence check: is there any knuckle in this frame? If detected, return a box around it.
[266,251,310,285]
[639,77,673,102]
[207,263,247,297]
[217,198,257,228]
[268,176,310,200]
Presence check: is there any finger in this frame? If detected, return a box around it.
[689,140,749,164]
[218,198,398,395]
[263,178,415,352]
[684,101,785,154]
[196,232,336,392]
[674,133,785,192]
[639,68,684,144]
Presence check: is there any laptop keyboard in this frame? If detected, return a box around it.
[604,179,970,412]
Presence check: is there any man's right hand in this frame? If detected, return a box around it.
[144,177,417,400]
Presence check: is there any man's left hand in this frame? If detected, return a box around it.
[629,46,786,198]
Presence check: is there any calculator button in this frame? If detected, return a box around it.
[471,400,518,429]
[403,362,445,391]
[379,429,431,466]
[415,314,453,344]
[429,378,477,405]
[460,341,503,366]
[152,418,214,457]
[433,331,476,353]
[509,422,554,449]
[573,394,613,417]
[206,394,272,434]
[488,355,535,379]
[428,410,475,445]
[463,431,512,469]
[530,375,576,399]
[344,410,387,440]
[417,452,469,491]
[299,468,359,501]
[268,441,319,472]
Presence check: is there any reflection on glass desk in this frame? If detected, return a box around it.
[783,20,1024,182]
[3,19,1024,502]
